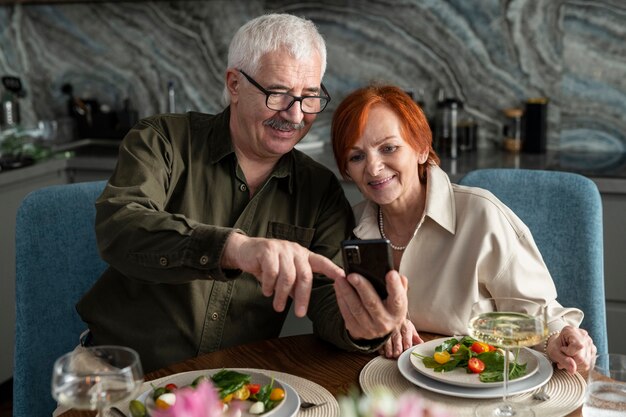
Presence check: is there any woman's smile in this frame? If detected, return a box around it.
[368,175,396,189]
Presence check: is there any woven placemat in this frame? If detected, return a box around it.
[360,356,586,417]
[143,368,339,417]
[268,369,340,417]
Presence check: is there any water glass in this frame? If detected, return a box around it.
[51,345,143,416]
[583,353,626,417]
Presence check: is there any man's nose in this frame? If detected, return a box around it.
[279,101,305,124]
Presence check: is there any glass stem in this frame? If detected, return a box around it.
[501,347,513,415]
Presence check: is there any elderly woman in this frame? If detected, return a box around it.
[331,84,596,373]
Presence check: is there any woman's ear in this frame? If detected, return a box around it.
[418,150,429,164]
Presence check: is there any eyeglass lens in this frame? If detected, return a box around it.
[266,94,328,114]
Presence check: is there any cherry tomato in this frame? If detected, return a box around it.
[165,383,178,392]
[247,383,261,395]
[470,341,490,354]
[222,393,233,403]
[450,343,461,354]
[269,387,285,401]
[488,344,497,352]
[468,357,486,373]
[433,350,451,364]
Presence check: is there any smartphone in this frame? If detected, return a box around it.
[341,238,393,299]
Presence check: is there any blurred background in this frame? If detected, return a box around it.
[0,0,624,152]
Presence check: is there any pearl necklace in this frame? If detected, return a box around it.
[378,206,421,251]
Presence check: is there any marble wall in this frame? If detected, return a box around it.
[0,0,625,152]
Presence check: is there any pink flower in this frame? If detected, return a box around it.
[338,388,453,417]
[152,381,226,417]
[396,392,426,417]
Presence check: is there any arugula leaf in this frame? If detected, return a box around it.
[435,338,459,353]
[459,336,477,347]
[210,369,251,397]
[251,376,282,411]
[477,350,528,382]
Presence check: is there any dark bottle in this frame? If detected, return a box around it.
[435,97,463,159]
[522,97,549,154]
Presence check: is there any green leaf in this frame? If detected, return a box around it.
[435,338,459,353]
[210,369,251,397]
[459,336,477,347]
[477,350,528,382]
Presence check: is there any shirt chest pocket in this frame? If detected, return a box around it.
[266,222,315,248]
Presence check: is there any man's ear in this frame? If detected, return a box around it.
[226,69,240,103]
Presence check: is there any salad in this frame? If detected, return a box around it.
[412,336,528,383]
[129,369,286,417]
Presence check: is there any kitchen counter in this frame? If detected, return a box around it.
[3,140,626,191]
[305,144,626,195]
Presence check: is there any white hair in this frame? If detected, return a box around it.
[222,13,327,105]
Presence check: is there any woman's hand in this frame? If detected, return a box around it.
[334,270,409,341]
[546,325,596,374]
[378,318,423,359]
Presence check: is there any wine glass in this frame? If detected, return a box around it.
[468,298,548,417]
[51,345,143,416]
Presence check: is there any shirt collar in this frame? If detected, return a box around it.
[353,164,456,238]
[423,164,456,234]
[191,107,295,193]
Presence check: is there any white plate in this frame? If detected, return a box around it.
[409,337,539,388]
[124,369,300,417]
[398,345,553,399]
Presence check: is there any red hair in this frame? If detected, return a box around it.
[331,85,439,182]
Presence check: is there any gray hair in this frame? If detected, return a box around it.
[222,13,327,105]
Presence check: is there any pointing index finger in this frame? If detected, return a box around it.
[308,252,345,280]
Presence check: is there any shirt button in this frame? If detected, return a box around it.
[239,183,247,192]
[211,312,219,321]
[159,256,168,266]
[199,255,209,265]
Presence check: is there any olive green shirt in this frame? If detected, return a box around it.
[77,108,366,372]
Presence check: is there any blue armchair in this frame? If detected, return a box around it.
[13,180,107,417]
[458,168,608,356]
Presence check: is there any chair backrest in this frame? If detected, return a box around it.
[458,168,608,355]
[13,180,107,417]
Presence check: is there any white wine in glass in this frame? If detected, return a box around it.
[51,345,143,416]
[468,298,548,417]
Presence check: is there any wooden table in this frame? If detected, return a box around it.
[59,333,583,417]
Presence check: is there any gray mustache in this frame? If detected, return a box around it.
[263,118,305,131]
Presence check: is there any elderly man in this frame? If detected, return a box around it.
[77,13,407,372]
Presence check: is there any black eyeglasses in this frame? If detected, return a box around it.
[238,69,331,114]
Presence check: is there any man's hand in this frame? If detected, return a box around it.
[334,269,408,341]
[222,233,345,317]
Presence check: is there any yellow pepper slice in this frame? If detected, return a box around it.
[434,350,451,364]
